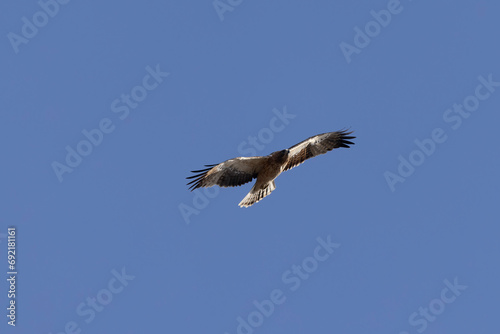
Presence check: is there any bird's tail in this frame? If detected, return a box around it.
[238,181,276,208]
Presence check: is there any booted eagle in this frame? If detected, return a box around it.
[186,130,355,207]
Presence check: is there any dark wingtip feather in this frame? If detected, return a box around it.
[189,167,212,174]
[187,164,217,177]
[337,129,356,147]
[187,176,205,190]
[186,164,218,190]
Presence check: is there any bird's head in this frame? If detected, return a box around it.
[272,149,289,161]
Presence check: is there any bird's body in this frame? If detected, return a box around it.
[238,150,287,207]
[187,130,355,207]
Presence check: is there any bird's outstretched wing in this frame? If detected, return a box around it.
[186,156,266,191]
[283,130,355,171]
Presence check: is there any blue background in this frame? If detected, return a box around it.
[1,1,499,333]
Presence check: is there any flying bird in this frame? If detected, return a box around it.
[186,130,355,207]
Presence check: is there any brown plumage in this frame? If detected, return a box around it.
[186,130,355,207]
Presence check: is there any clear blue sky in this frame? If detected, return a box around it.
[1,1,499,333]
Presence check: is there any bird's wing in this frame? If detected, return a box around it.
[186,156,267,191]
[283,130,355,171]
